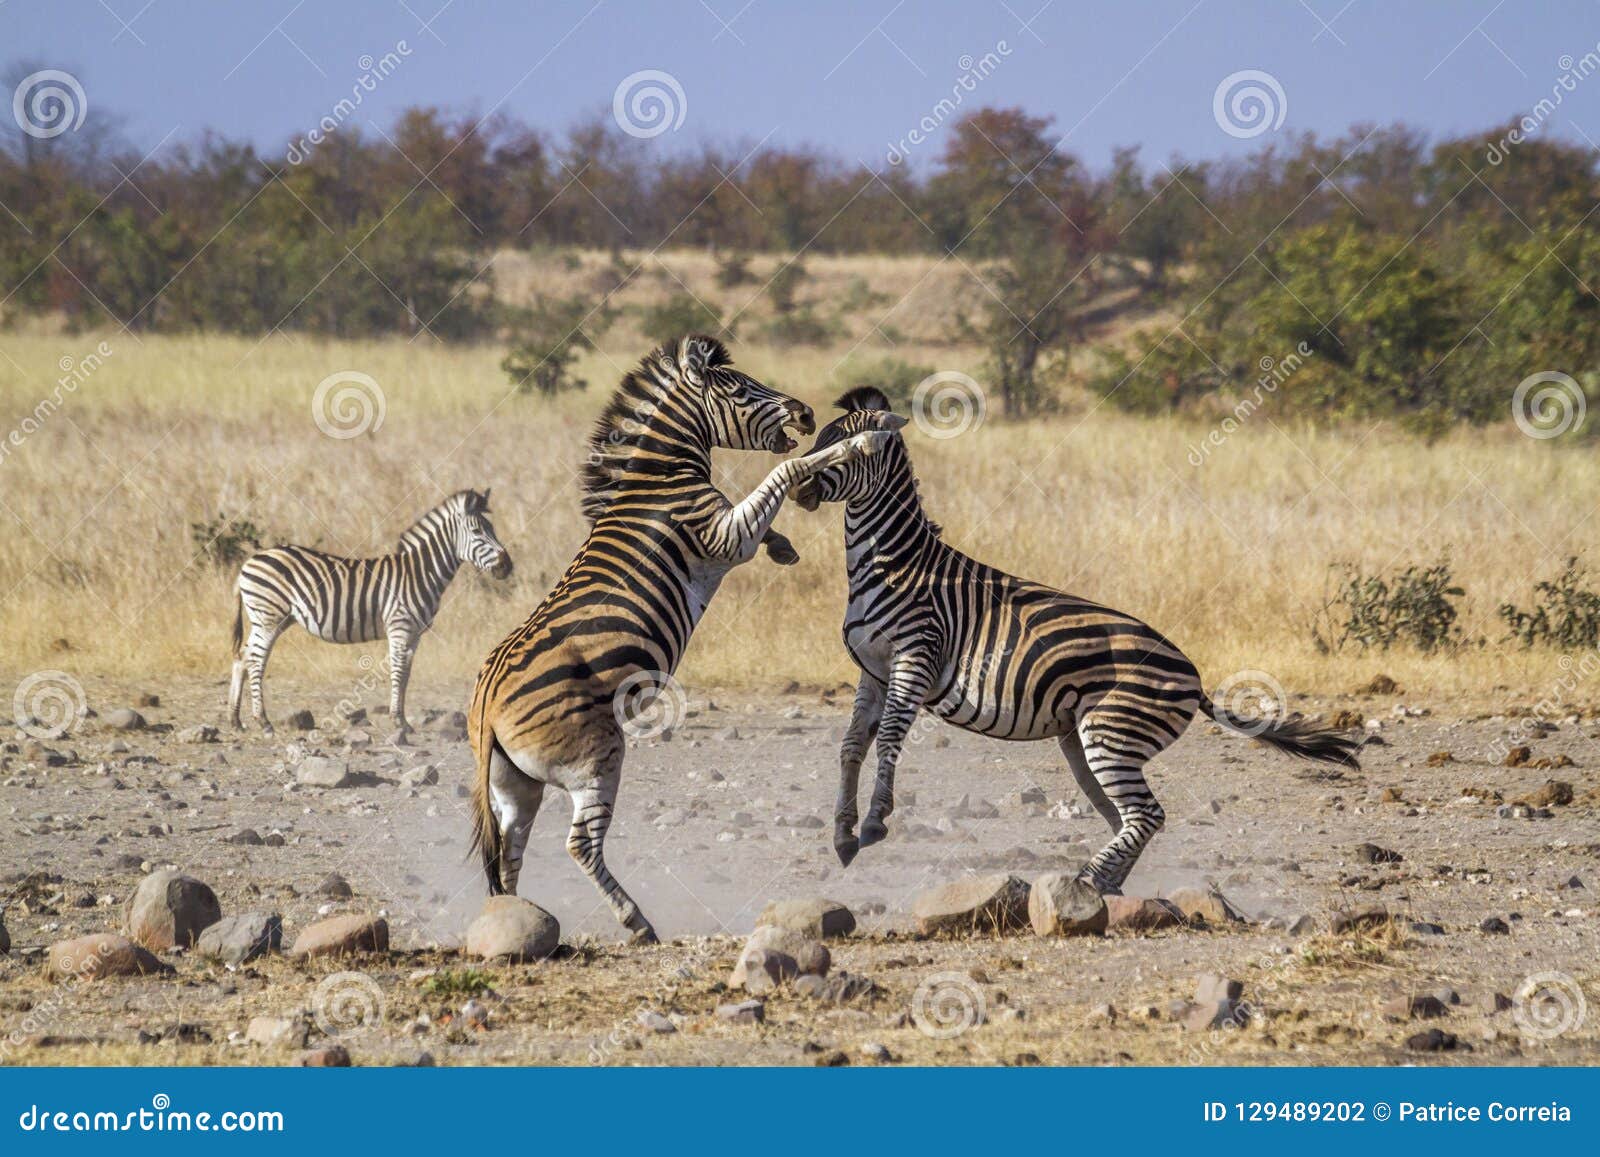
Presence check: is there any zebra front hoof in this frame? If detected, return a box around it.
[858,817,888,849]
[628,923,660,946]
[387,727,411,747]
[260,723,276,738]
[1075,870,1121,897]
[834,835,859,867]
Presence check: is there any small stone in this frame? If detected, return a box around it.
[791,971,879,1004]
[715,999,765,1024]
[296,756,352,789]
[911,874,1031,935]
[105,708,147,731]
[226,828,264,846]
[176,725,219,744]
[465,896,560,962]
[1182,999,1248,1032]
[297,1045,352,1067]
[756,897,856,939]
[1161,886,1246,926]
[399,764,439,789]
[1405,1028,1466,1053]
[1089,1002,1117,1024]
[289,914,389,958]
[1479,992,1513,1015]
[46,933,169,980]
[245,1015,306,1048]
[460,1000,490,1028]
[1355,842,1403,865]
[859,1041,892,1062]
[814,1049,849,1067]
[730,925,829,992]
[635,1009,676,1034]
[1330,905,1393,934]
[123,869,222,949]
[1479,916,1510,935]
[1194,974,1244,1003]
[1105,896,1184,932]
[1287,914,1317,936]
[197,912,282,965]
[733,948,790,994]
[1382,993,1448,1020]
[286,709,316,731]
[1028,873,1108,937]
[316,872,354,899]
[1503,746,1532,768]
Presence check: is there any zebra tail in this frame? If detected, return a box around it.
[468,689,506,895]
[1199,693,1362,769]
[230,589,244,657]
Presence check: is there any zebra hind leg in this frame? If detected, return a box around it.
[566,757,657,944]
[244,622,286,736]
[1072,727,1168,896]
[1057,732,1122,835]
[488,746,545,896]
[228,660,246,729]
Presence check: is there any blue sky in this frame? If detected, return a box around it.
[6,0,1600,169]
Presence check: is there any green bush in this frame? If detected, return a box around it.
[1500,557,1600,648]
[838,357,936,411]
[638,293,728,345]
[714,252,755,289]
[1313,560,1464,653]
[192,514,267,568]
[502,294,615,395]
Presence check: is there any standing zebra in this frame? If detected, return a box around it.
[230,489,512,738]
[793,388,1360,892]
[469,336,894,942]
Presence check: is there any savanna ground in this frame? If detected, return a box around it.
[0,249,1597,1066]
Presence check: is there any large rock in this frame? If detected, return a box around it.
[124,869,222,949]
[1105,896,1184,932]
[105,708,147,731]
[1161,886,1246,926]
[289,914,389,958]
[912,874,1031,935]
[1028,874,1108,937]
[296,756,352,788]
[464,896,560,962]
[729,925,830,992]
[46,933,169,980]
[196,912,282,964]
[756,898,856,939]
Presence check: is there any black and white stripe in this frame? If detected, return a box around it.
[795,388,1360,892]
[229,489,511,736]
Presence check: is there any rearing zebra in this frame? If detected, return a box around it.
[469,336,890,942]
[793,388,1360,892]
[230,489,512,737]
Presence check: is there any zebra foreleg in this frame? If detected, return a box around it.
[385,624,418,740]
[834,675,885,866]
[566,762,658,944]
[858,654,934,852]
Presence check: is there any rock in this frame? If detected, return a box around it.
[1503,746,1532,768]
[730,926,830,992]
[1160,886,1245,926]
[756,897,856,939]
[460,1000,489,1028]
[45,933,169,980]
[1479,916,1510,935]
[732,948,791,994]
[1410,921,1446,936]
[1405,1028,1467,1053]
[315,872,354,899]
[245,1015,306,1048]
[105,708,147,731]
[912,874,1031,935]
[1194,974,1244,1003]
[1330,905,1393,934]
[1357,674,1399,695]
[1355,842,1403,864]
[1028,874,1108,937]
[225,828,264,846]
[123,869,221,949]
[289,914,389,958]
[197,912,282,965]
[1518,780,1574,808]
[297,1045,352,1067]
[464,895,560,962]
[791,971,879,1004]
[1089,1002,1117,1024]
[286,709,316,731]
[716,999,765,1025]
[813,1049,849,1067]
[1382,993,1448,1020]
[1105,895,1184,932]
[1479,992,1513,1015]
[1288,914,1317,936]
[0,912,8,955]
[136,692,160,708]
[176,725,219,744]
[399,764,439,789]
[1182,999,1248,1032]
[296,756,352,789]
[860,1041,893,1063]
[635,1010,676,1034]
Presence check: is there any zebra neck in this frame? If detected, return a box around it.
[398,527,460,601]
[599,397,715,510]
[843,469,937,581]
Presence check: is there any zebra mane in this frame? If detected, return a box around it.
[836,385,891,413]
[580,335,732,524]
[821,387,941,540]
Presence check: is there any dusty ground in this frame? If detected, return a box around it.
[0,671,1596,1067]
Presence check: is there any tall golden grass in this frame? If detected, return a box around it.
[0,300,1593,709]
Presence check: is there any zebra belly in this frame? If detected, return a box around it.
[929,676,1074,741]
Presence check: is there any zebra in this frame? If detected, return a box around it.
[468,336,896,942]
[229,489,512,739]
[792,387,1360,892]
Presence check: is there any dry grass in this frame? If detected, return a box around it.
[1,268,1596,707]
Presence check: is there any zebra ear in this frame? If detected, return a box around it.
[481,487,492,509]
[877,413,909,431]
[678,335,713,389]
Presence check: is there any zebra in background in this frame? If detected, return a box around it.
[469,336,893,942]
[230,489,512,739]
[792,387,1360,892]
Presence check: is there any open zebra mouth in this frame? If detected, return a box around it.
[771,410,815,453]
